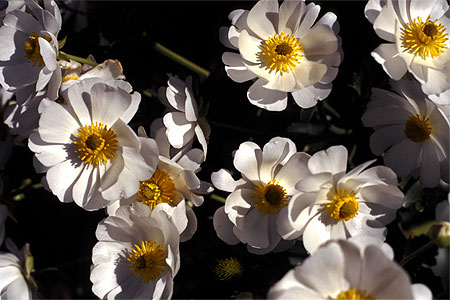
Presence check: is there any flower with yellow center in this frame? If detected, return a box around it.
[253,180,289,215]
[401,16,448,60]
[268,240,432,300]
[137,169,175,210]
[127,240,168,282]
[258,33,304,74]
[326,189,359,222]
[24,33,52,67]
[73,121,118,166]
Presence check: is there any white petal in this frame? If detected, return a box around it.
[278,0,304,34]
[292,60,327,88]
[211,169,246,192]
[3,10,42,35]
[295,3,321,38]
[420,141,441,187]
[308,145,348,175]
[90,82,132,126]
[213,207,240,245]
[372,3,397,41]
[302,25,337,57]
[238,29,261,64]
[383,138,421,177]
[302,213,332,253]
[368,125,406,155]
[233,141,262,182]
[276,152,311,189]
[246,0,278,40]
[364,0,385,24]
[360,185,403,209]
[411,283,433,300]
[38,101,78,144]
[163,112,195,149]
[371,44,407,80]
[247,78,288,111]
[184,84,198,122]
[291,82,331,109]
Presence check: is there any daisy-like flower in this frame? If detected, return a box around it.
[361,79,449,188]
[4,59,125,140]
[91,202,182,299]
[0,0,62,100]
[220,0,342,111]
[0,242,37,299]
[158,75,210,159]
[267,239,432,300]
[28,78,155,210]
[212,137,311,254]
[365,0,450,96]
[280,145,404,254]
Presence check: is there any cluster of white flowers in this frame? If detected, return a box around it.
[0,0,447,298]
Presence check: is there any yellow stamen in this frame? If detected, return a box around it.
[62,74,79,83]
[253,179,289,215]
[73,121,118,166]
[258,32,303,74]
[401,16,448,59]
[24,32,52,67]
[333,288,375,300]
[137,169,175,210]
[326,189,359,222]
[404,114,432,143]
[127,240,167,282]
[214,257,243,281]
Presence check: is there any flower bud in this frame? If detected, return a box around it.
[428,221,450,248]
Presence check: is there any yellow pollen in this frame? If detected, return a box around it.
[258,32,303,74]
[214,257,243,281]
[333,288,375,300]
[326,189,359,222]
[73,121,118,166]
[127,240,167,282]
[62,74,79,83]
[404,114,432,143]
[253,179,289,215]
[401,16,448,59]
[24,32,52,67]
[137,169,175,210]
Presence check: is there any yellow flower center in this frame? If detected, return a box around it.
[401,16,448,59]
[73,121,118,166]
[24,32,52,67]
[404,114,432,143]
[333,288,375,300]
[258,32,304,74]
[253,179,289,214]
[137,169,175,210]
[214,257,243,281]
[326,189,359,222]
[127,240,167,282]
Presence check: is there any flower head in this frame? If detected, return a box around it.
[268,239,432,300]
[362,79,449,188]
[365,0,450,96]
[280,145,404,253]
[28,78,156,210]
[220,0,342,110]
[212,137,311,254]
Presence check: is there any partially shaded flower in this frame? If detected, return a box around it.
[268,239,432,299]
[280,145,404,253]
[28,78,155,210]
[365,0,450,96]
[220,0,342,110]
[212,137,310,254]
[362,79,449,188]
[90,202,182,299]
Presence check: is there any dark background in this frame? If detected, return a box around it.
[1,1,448,299]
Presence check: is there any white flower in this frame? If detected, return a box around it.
[4,59,125,140]
[0,0,62,100]
[436,198,450,222]
[280,145,404,254]
[0,242,37,299]
[365,0,450,96]
[267,239,432,300]
[28,78,155,210]
[212,137,310,254]
[91,202,182,300]
[220,0,342,111]
[158,75,210,159]
[362,79,449,188]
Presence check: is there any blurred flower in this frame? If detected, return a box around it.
[436,198,450,222]
[220,0,342,111]
[91,202,182,299]
[280,145,403,253]
[28,78,155,210]
[212,137,310,254]
[0,242,37,299]
[362,79,449,188]
[0,0,62,100]
[157,75,210,160]
[365,0,450,96]
[267,239,432,299]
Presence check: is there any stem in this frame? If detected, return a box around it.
[210,194,226,204]
[323,101,341,119]
[63,53,98,67]
[154,42,210,78]
[400,241,434,267]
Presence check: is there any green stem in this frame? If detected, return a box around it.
[323,101,341,119]
[400,241,434,266]
[154,42,210,78]
[63,53,98,67]
[210,194,226,204]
